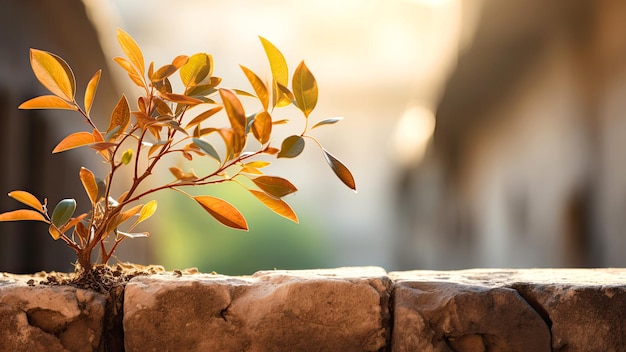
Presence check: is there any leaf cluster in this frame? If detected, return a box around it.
[0,29,355,273]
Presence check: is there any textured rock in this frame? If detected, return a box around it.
[123,267,391,352]
[0,275,107,352]
[390,269,626,352]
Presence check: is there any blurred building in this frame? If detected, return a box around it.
[0,0,150,273]
[396,0,626,269]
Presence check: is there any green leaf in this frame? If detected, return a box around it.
[251,176,297,198]
[194,196,248,230]
[249,189,298,223]
[0,209,49,223]
[312,117,343,129]
[51,199,76,228]
[277,135,305,158]
[8,190,43,212]
[323,149,356,191]
[120,149,133,165]
[292,61,318,117]
[29,49,76,102]
[192,138,221,162]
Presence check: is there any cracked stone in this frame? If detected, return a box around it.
[0,276,106,352]
[123,267,391,352]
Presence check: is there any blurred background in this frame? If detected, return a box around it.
[1,0,626,275]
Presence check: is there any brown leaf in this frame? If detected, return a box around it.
[251,176,297,198]
[323,149,357,191]
[107,95,130,140]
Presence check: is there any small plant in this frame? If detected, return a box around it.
[0,29,355,275]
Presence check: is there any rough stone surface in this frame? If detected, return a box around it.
[123,267,391,352]
[0,274,107,352]
[390,269,626,352]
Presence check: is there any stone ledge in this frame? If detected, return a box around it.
[1,268,625,351]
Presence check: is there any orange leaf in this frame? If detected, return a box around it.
[0,209,49,223]
[185,106,223,129]
[117,28,145,77]
[249,190,298,223]
[114,57,145,88]
[160,92,203,106]
[79,167,99,205]
[84,70,102,114]
[251,176,297,198]
[240,65,269,111]
[107,95,130,140]
[52,131,95,153]
[194,196,248,230]
[29,49,75,101]
[18,95,76,110]
[252,111,272,144]
[8,190,43,212]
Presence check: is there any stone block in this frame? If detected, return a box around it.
[123,267,391,352]
[0,275,107,352]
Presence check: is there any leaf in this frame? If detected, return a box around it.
[185,106,223,129]
[50,199,76,228]
[180,53,212,88]
[120,149,133,165]
[117,28,145,78]
[0,209,48,223]
[312,117,343,129]
[160,92,203,106]
[194,196,248,230]
[251,176,297,198]
[107,95,130,140]
[135,200,157,226]
[192,138,221,162]
[240,65,269,111]
[117,231,149,239]
[245,161,271,169]
[219,89,246,157]
[252,111,272,144]
[29,49,75,101]
[277,135,305,158]
[48,225,64,240]
[8,190,43,212]
[18,95,76,110]
[323,149,356,191]
[292,61,318,118]
[150,55,188,82]
[169,167,198,182]
[79,167,99,205]
[113,57,145,88]
[84,70,102,114]
[249,190,298,223]
[52,131,95,153]
[259,36,288,87]
[59,213,88,234]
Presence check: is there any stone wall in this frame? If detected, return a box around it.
[0,267,624,351]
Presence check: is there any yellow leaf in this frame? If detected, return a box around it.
[107,95,130,140]
[18,95,76,110]
[249,190,298,223]
[136,200,157,225]
[0,209,49,223]
[259,37,288,87]
[240,65,269,111]
[29,49,75,101]
[8,191,43,212]
[79,167,99,205]
[245,161,271,169]
[292,61,318,118]
[180,53,212,88]
[116,28,145,78]
[194,196,248,230]
[84,70,102,114]
[52,131,95,153]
